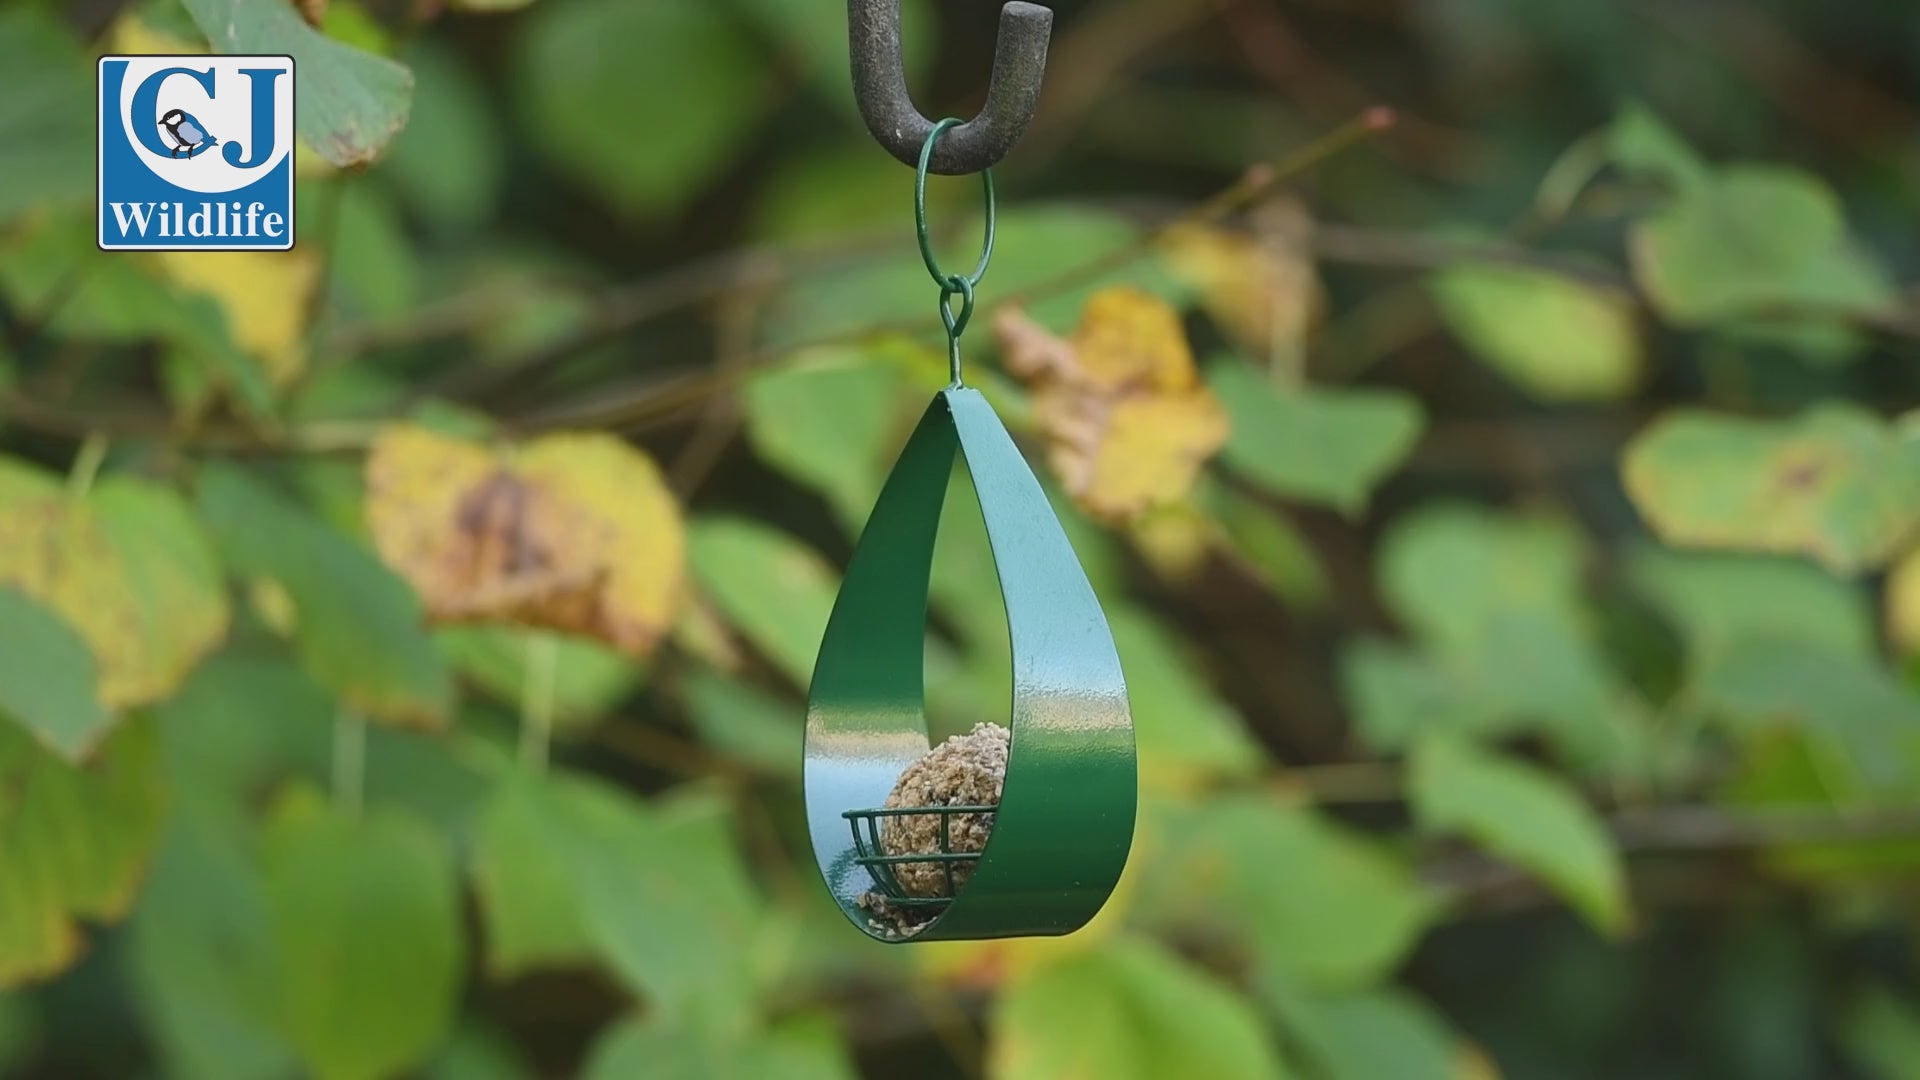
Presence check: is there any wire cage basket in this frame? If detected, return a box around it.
[843,804,997,909]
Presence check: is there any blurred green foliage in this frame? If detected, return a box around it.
[2,0,1920,1077]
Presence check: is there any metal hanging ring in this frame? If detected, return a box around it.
[914,118,996,292]
[850,0,1053,174]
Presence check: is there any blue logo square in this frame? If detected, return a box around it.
[97,54,296,251]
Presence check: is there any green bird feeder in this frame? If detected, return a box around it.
[808,17,1135,940]
[804,386,1137,941]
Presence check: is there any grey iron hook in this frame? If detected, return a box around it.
[849,0,1053,174]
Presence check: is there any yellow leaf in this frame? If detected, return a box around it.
[0,464,228,709]
[1431,263,1641,402]
[156,250,322,389]
[365,425,687,659]
[107,12,202,54]
[997,287,1229,524]
[1887,548,1920,656]
[1065,287,1200,392]
[1159,201,1321,361]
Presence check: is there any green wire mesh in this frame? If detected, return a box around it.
[843,804,998,909]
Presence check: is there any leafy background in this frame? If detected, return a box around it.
[3,0,1920,1077]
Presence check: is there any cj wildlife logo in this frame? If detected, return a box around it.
[97,55,295,251]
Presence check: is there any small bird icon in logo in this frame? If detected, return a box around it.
[158,108,218,159]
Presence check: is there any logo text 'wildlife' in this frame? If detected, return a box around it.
[97,54,295,251]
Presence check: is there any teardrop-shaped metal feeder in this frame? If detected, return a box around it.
[805,387,1136,942]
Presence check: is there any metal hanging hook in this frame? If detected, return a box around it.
[849,0,1053,175]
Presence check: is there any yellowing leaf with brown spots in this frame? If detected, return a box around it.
[1159,199,1320,361]
[995,287,1228,524]
[1622,404,1920,575]
[156,250,322,389]
[365,426,686,658]
[0,459,228,709]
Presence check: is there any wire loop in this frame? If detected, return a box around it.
[914,118,996,388]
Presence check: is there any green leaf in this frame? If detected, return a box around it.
[1340,639,1484,748]
[1698,639,1920,793]
[264,789,464,1080]
[1266,978,1477,1080]
[1139,796,1437,987]
[148,650,332,825]
[1209,362,1424,514]
[1606,102,1710,193]
[751,147,924,243]
[1352,506,1640,766]
[437,626,641,733]
[517,0,764,217]
[316,1,395,54]
[1626,548,1873,666]
[1429,264,1640,402]
[0,716,166,988]
[181,0,414,167]
[470,772,595,978]
[1841,984,1920,1080]
[1199,478,1328,610]
[688,518,839,688]
[1109,607,1267,783]
[1723,733,1920,879]
[584,1012,856,1080]
[0,587,110,761]
[1411,736,1630,935]
[991,936,1292,1080]
[125,809,296,1080]
[198,463,453,727]
[735,0,933,125]
[1622,404,1920,574]
[422,1024,534,1080]
[0,9,91,226]
[1380,504,1589,651]
[0,993,34,1076]
[743,349,913,532]
[382,40,503,231]
[570,788,764,1018]
[1629,165,1895,325]
[681,670,799,778]
[0,212,202,345]
[324,182,418,322]
[516,773,764,1019]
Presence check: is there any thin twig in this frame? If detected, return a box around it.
[593,716,722,777]
[1015,0,1221,168]
[667,291,762,497]
[66,433,109,497]
[511,110,1397,436]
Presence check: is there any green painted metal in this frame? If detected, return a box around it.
[804,387,1137,941]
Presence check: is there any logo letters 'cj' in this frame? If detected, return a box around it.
[97,54,295,251]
